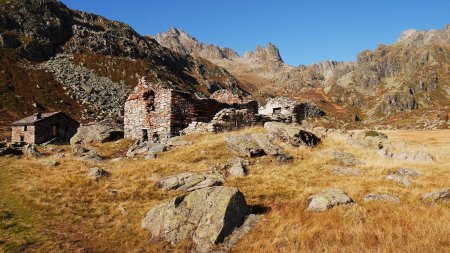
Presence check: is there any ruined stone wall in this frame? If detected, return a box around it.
[169,90,198,135]
[11,126,35,143]
[209,108,264,133]
[258,97,297,115]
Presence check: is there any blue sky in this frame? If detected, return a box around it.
[60,0,449,66]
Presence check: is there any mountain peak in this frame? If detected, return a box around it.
[244,42,283,63]
[154,28,238,60]
[396,24,450,47]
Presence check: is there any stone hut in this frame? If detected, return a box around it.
[124,79,255,140]
[11,112,79,144]
[259,97,325,123]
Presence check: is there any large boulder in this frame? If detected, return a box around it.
[225,134,265,158]
[141,186,250,252]
[155,172,225,192]
[126,140,168,159]
[251,133,292,161]
[264,122,320,147]
[70,123,123,145]
[307,188,354,212]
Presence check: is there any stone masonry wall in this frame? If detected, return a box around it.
[11,126,35,143]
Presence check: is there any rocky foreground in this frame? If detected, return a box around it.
[1,124,449,252]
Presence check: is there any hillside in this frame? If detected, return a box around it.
[0,0,247,130]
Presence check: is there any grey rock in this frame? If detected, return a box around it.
[70,122,123,145]
[40,159,59,167]
[264,122,320,147]
[393,168,422,177]
[328,149,364,166]
[422,188,450,202]
[225,134,265,158]
[87,167,109,181]
[363,193,400,203]
[156,172,225,192]
[385,174,411,186]
[227,157,249,177]
[251,133,292,161]
[307,188,354,212]
[126,140,167,159]
[141,186,249,252]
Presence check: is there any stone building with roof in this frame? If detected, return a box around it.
[11,112,79,144]
[124,78,257,140]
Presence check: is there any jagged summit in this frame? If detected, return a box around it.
[154,27,239,60]
[243,42,283,63]
[395,24,450,47]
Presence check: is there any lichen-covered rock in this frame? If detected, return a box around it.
[363,193,400,203]
[251,133,292,161]
[422,188,449,202]
[378,147,433,163]
[155,172,225,192]
[22,144,43,158]
[225,134,265,158]
[141,186,249,252]
[126,140,167,158]
[227,157,249,177]
[392,168,422,177]
[329,167,361,176]
[385,174,411,186]
[307,188,354,212]
[264,122,320,147]
[71,144,87,157]
[88,167,109,181]
[70,122,123,145]
[327,149,364,166]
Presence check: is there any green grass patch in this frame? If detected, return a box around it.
[365,130,380,137]
[0,165,45,252]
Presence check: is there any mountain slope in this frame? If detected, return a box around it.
[154,26,450,129]
[0,0,247,128]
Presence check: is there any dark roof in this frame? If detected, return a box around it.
[11,112,63,126]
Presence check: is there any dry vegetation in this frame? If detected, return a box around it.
[0,128,449,252]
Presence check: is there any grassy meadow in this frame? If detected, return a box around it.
[0,128,449,252]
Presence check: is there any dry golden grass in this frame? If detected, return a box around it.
[0,128,449,252]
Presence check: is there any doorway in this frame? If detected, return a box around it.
[142,129,148,141]
[52,125,58,137]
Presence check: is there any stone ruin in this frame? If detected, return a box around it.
[258,96,325,123]
[124,78,327,140]
[124,78,257,139]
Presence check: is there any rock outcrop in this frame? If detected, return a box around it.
[141,186,249,252]
[363,193,400,203]
[264,122,321,147]
[155,172,225,192]
[70,122,123,145]
[225,133,291,160]
[422,188,449,202]
[307,188,354,212]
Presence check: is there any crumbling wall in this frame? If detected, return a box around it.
[11,126,35,143]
